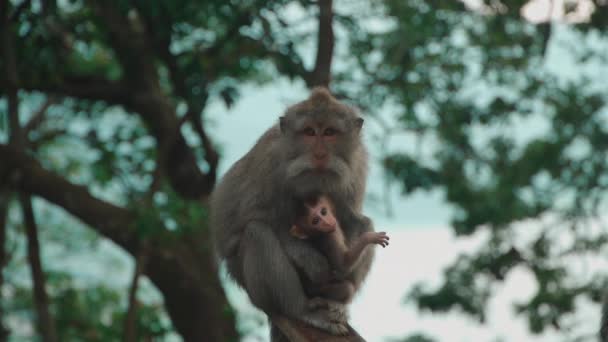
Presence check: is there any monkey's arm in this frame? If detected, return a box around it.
[312,281,355,303]
[330,199,377,290]
[338,231,388,275]
[317,227,351,274]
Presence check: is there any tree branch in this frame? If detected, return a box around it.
[3,8,57,338]
[88,2,216,199]
[0,144,136,251]
[241,35,311,82]
[132,6,220,185]
[124,91,216,198]
[1,2,19,146]
[9,0,31,22]
[22,76,214,201]
[28,129,66,151]
[249,0,335,88]
[21,76,130,105]
[4,4,240,340]
[310,0,335,88]
[89,1,164,94]
[23,98,57,135]
[0,144,238,340]
[203,7,256,57]
[123,244,147,342]
[272,317,365,342]
[20,194,58,342]
[184,108,218,184]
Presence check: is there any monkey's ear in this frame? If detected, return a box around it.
[354,117,364,130]
[279,116,287,133]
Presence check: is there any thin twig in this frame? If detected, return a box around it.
[123,244,147,342]
[23,98,57,135]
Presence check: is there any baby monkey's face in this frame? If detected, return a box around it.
[304,197,337,233]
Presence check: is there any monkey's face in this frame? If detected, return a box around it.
[305,198,337,233]
[280,89,364,190]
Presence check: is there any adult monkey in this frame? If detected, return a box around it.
[210,87,374,338]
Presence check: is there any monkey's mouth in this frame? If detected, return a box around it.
[285,156,348,182]
[303,167,340,177]
[317,225,336,233]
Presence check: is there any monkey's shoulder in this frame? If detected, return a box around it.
[220,125,281,173]
[234,125,284,163]
[250,124,281,149]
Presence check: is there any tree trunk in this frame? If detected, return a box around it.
[145,252,238,342]
[309,0,334,88]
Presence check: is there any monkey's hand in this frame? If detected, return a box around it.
[361,231,389,248]
[302,297,349,335]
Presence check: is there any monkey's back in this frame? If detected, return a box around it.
[209,125,285,274]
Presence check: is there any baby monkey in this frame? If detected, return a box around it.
[291,195,389,302]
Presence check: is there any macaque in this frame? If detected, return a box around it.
[290,195,388,302]
[210,88,375,339]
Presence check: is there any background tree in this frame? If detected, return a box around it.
[0,0,337,340]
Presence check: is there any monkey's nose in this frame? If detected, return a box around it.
[314,153,327,160]
[312,154,328,169]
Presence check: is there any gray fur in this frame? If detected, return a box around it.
[210,88,374,337]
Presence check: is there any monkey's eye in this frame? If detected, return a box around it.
[302,127,316,136]
[320,207,327,216]
[324,128,337,136]
[311,217,320,225]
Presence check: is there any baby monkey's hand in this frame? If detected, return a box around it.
[362,231,389,248]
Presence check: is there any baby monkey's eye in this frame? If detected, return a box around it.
[312,217,320,225]
[320,207,327,216]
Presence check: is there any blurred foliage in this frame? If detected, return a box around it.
[5,270,171,341]
[2,198,172,341]
[1,0,319,340]
[398,334,438,342]
[334,0,608,339]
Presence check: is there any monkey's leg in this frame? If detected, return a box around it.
[241,222,348,335]
[281,233,333,285]
[282,233,351,321]
[315,281,356,303]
